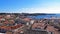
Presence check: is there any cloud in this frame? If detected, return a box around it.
[17,7,60,14]
[1,7,60,14]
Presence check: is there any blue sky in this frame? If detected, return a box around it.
[0,0,60,13]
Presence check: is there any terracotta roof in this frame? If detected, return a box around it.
[32,23,45,29]
[23,18,31,22]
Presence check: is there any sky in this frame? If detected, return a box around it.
[0,0,60,13]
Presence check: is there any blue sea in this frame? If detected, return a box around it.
[27,14,60,19]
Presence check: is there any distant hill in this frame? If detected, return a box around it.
[0,13,56,16]
[22,13,56,16]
